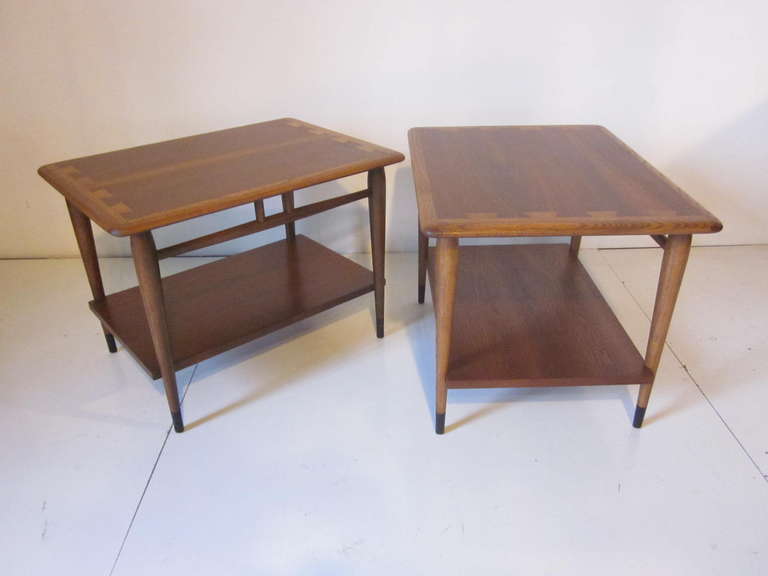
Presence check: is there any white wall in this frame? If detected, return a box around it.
[1,0,766,258]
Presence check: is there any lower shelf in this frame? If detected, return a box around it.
[91,235,374,379]
[428,244,653,388]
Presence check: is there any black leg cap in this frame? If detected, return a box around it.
[418,284,425,304]
[105,333,118,353]
[172,411,184,433]
[436,413,445,435]
[633,406,646,428]
[376,319,384,339]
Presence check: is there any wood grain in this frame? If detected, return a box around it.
[569,235,581,257]
[417,225,428,303]
[368,168,386,338]
[66,201,117,353]
[409,125,722,237]
[634,234,692,427]
[156,188,370,259]
[427,244,653,388]
[433,237,459,434]
[281,191,296,240]
[131,231,183,432]
[39,118,404,235]
[92,235,374,379]
[254,199,266,222]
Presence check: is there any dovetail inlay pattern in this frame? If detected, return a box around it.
[38,118,404,235]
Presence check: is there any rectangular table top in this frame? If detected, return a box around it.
[409,125,722,237]
[39,118,404,236]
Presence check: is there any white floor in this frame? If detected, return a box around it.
[1,247,766,575]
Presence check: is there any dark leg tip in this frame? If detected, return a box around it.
[633,406,646,428]
[435,413,445,435]
[172,411,184,433]
[418,284,425,304]
[105,333,118,353]
[376,319,384,339]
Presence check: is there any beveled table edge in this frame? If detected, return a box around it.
[408,125,723,238]
[39,118,405,236]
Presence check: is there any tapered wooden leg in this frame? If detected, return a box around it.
[569,236,582,257]
[634,234,692,428]
[131,232,183,433]
[66,201,117,353]
[368,168,386,338]
[418,223,428,304]
[281,191,296,241]
[434,237,459,434]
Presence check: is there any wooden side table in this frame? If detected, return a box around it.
[409,125,722,434]
[39,118,404,432]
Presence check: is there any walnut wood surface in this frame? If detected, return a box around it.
[427,244,653,388]
[409,125,722,237]
[90,235,374,379]
[417,225,428,303]
[569,236,582,256]
[368,168,386,338]
[66,201,116,352]
[39,118,404,236]
[635,234,692,426]
[254,199,266,222]
[281,191,296,240]
[433,237,459,434]
[156,188,370,259]
[131,231,183,432]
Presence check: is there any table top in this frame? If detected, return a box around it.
[39,118,404,236]
[409,125,722,237]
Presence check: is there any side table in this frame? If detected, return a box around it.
[39,118,404,432]
[409,125,722,434]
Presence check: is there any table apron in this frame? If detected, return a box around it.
[157,188,370,259]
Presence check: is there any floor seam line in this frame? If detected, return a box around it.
[666,347,768,483]
[108,363,199,576]
[599,251,768,484]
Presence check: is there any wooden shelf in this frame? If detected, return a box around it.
[91,235,374,379]
[428,244,653,388]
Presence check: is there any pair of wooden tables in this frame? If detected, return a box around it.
[39,119,721,434]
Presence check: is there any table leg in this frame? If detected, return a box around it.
[418,223,428,304]
[368,168,386,338]
[131,231,184,433]
[434,237,459,434]
[281,191,296,241]
[66,201,117,353]
[253,199,266,222]
[569,236,582,257]
[634,234,692,427]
